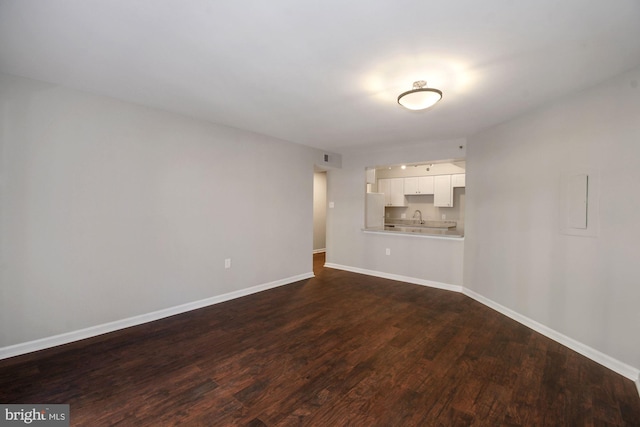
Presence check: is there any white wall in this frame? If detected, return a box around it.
[313,172,327,252]
[326,140,466,287]
[0,73,326,349]
[464,66,640,372]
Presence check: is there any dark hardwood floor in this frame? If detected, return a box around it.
[1,252,639,426]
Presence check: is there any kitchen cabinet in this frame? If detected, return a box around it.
[366,168,376,184]
[452,173,466,187]
[404,176,434,195]
[434,175,453,207]
[378,178,406,207]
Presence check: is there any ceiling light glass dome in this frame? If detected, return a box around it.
[397,80,442,110]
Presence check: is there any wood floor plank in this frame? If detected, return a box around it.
[1,253,639,426]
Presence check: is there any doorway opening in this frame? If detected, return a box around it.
[313,170,327,253]
[313,169,327,273]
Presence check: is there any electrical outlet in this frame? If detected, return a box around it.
[385,248,391,256]
[442,214,446,220]
[225,258,231,269]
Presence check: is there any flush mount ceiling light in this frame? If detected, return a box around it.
[397,80,442,111]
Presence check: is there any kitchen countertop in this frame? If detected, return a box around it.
[385,219,458,228]
[363,225,464,238]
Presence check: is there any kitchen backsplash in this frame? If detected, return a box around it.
[385,188,465,233]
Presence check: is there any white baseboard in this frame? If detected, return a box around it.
[636,375,640,398]
[324,263,463,293]
[313,248,326,254]
[462,288,640,383]
[0,272,314,361]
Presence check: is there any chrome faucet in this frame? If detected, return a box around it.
[412,210,423,224]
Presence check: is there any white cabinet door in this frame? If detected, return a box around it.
[452,173,466,187]
[378,178,406,206]
[434,175,453,207]
[404,177,418,194]
[378,179,391,205]
[418,176,434,194]
[404,176,434,194]
[389,178,406,206]
[366,168,376,184]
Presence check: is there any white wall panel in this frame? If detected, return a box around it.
[465,66,640,372]
[0,73,322,348]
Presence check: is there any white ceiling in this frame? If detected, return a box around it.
[1,1,639,152]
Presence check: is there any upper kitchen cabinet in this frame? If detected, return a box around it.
[378,178,407,207]
[452,174,466,188]
[366,168,376,184]
[404,176,435,195]
[434,175,453,207]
